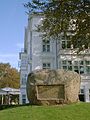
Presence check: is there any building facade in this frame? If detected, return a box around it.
[19,14,90,104]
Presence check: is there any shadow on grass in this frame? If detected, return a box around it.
[0,103,32,111]
[0,102,84,111]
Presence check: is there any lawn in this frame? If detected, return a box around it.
[0,103,90,120]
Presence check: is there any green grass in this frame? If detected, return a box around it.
[0,103,90,120]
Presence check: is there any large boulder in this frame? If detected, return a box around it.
[26,69,81,105]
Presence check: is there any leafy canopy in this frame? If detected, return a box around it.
[24,0,90,49]
[0,63,20,88]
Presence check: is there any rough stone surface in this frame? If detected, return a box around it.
[26,69,81,105]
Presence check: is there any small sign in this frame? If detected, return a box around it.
[36,85,65,100]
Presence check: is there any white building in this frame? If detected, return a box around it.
[19,13,90,104]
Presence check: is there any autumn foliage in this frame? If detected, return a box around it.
[0,63,20,88]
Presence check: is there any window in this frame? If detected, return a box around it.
[42,63,51,69]
[42,40,50,52]
[43,45,46,52]
[74,66,79,73]
[62,66,67,70]
[21,60,27,66]
[62,41,66,49]
[80,89,84,94]
[74,66,78,70]
[80,66,84,74]
[79,61,84,65]
[86,66,90,73]
[61,36,65,40]
[74,61,78,65]
[62,60,72,70]
[68,60,72,65]
[22,95,26,104]
[85,61,90,73]
[61,40,71,49]
[67,41,71,48]
[89,89,90,94]
[68,66,72,70]
[62,60,67,65]
[22,77,26,85]
[89,95,90,101]
[85,61,90,65]
[21,74,27,85]
[47,45,50,52]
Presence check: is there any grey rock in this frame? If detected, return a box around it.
[26,69,81,105]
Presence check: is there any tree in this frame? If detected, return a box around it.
[24,0,90,50]
[0,63,20,88]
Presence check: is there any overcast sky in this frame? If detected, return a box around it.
[0,0,29,69]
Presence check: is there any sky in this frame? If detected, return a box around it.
[0,0,30,69]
